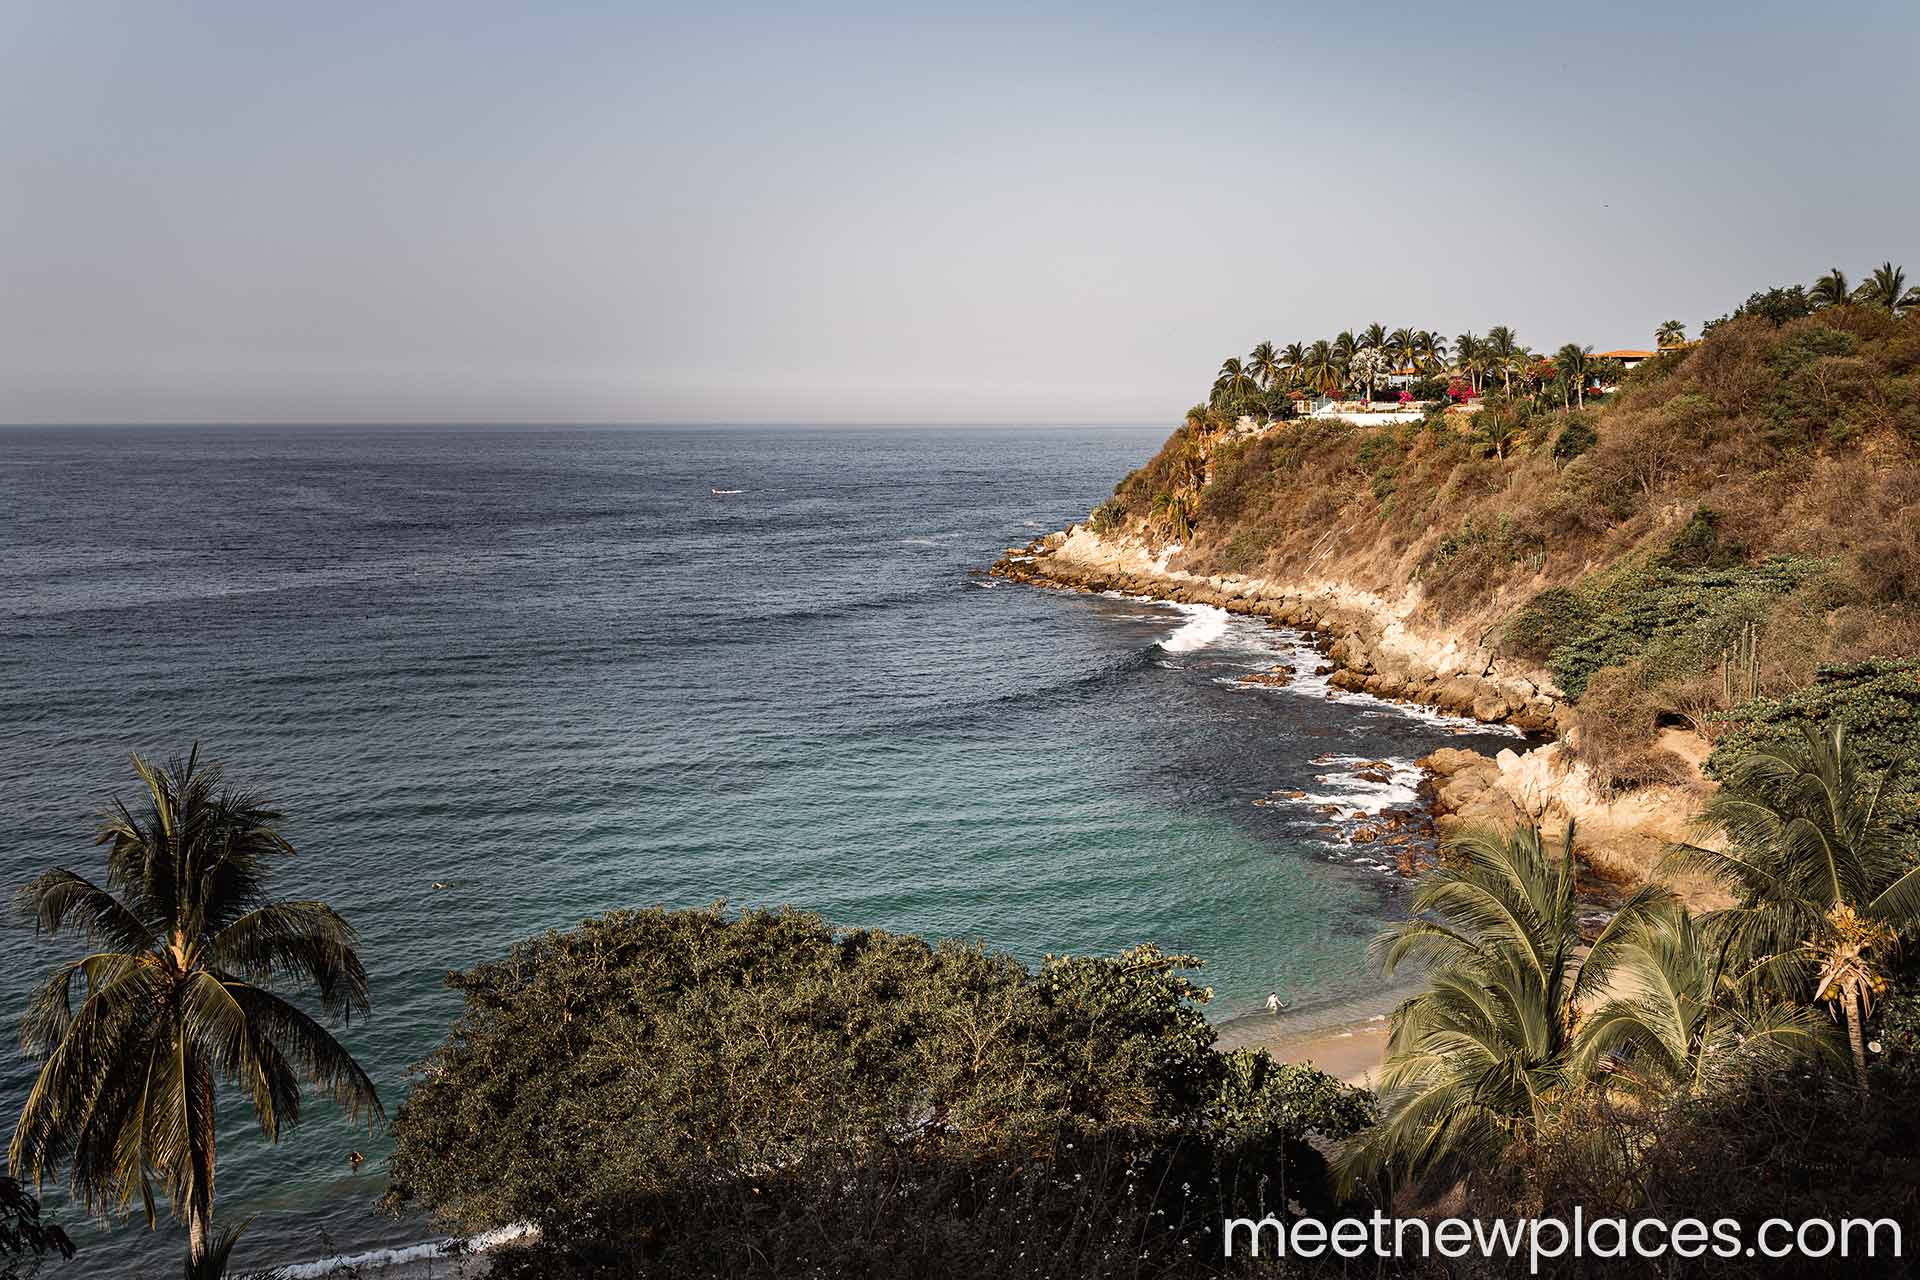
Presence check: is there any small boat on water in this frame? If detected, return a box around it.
[710,487,743,496]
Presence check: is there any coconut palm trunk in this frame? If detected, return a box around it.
[188,1060,215,1264]
[1844,985,1870,1091]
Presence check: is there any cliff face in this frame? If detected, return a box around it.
[997,524,1561,729]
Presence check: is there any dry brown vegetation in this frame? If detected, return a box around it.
[1106,306,1920,790]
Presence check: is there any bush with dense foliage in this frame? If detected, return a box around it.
[1709,657,1920,847]
[385,907,1372,1278]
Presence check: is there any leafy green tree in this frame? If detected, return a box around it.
[1338,824,1658,1192]
[1656,319,1687,348]
[9,750,381,1267]
[1724,284,1814,328]
[1676,723,1920,1090]
[1809,267,1851,308]
[1347,347,1391,402]
[387,908,1370,1278]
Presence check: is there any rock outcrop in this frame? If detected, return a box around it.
[993,525,1561,731]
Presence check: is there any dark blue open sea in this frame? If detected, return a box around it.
[0,425,1521,1276]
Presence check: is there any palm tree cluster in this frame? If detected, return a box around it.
[1208,322,1605,420]
[1341,722,1918,1194]
[1210,326,1462,413]
[9,750,382,1271]
[1808,261,1919,313]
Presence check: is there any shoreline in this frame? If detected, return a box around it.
[1214,988,1411,1089]
[992,525,1717,903]
[991,526,1564,733]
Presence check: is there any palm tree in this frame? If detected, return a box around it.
[1852,262,1910,313]
[1555,343,1592,408]
[1485,326,1522,393]
[1247,341,1282,393]
[1385,327,1418,384]
[1298,340,1342,397]
[1330,331,1358,396]
[1453,331,1483,392]
[1809,267,1851,309]
[1673,722,1920,1091]
[1338,824,1658,1191]
[1211,357,1257,409]
[1149,490,1195,542]
[1573,905,1836,1100]
[1655,319,1687,349]
[1279,342,1307,387]
[10,750,382,1265]
[1359,322,1387,352]
[1415,330,1447,375]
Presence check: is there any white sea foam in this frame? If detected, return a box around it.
[1295,756,1425,816]
[1157,603,1235,653]
[1230,628,1530,738]
[276,1223,536,1278]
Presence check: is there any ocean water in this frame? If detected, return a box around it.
[0,425,1522,1276]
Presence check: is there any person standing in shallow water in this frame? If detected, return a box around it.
[1266,991,1287,1015]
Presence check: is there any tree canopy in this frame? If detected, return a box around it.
[385,906,1371,1278]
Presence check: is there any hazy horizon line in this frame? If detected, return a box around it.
[0,419,1183,431]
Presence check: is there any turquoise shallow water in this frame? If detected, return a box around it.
[0,424,1521,1275]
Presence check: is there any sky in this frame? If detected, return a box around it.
[0,0,1915,425]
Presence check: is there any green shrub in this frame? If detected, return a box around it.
[1089,497,1129,534]
[1709,657,1920,847]
[1551,417,1597,464]
[1502,586,1596,663]
[1548,557,1830,699]
[1661,505,1744,570]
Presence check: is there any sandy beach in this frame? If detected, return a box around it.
[1215,1005,1393,1090]
[1264,1021,1389,1088]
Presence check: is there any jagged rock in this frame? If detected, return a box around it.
[1237,666,1295,689]
[1418,748,1489,778]
[1352,826,1380,843]
[1472,691,1515,722]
